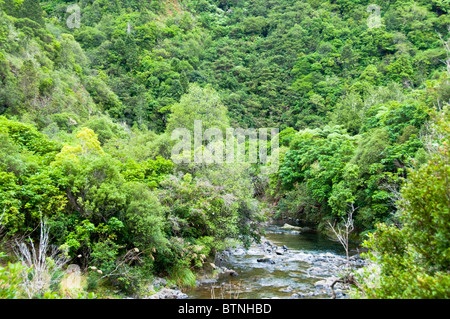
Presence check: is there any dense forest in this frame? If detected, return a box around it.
[0,0,449,299]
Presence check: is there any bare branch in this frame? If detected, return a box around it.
[330,274,362,299]
[14,219,68,298]
[327,203,357,267]
[99,248,143,279]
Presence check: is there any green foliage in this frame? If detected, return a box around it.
[356,108,450,298]
[123,182,168,252]
[331,92,365,135]
[169,260,197,288]
[86,272,100,292]
[275,83,434,230]
[0,252,24,299]
[0,0,448,299]
[0,117,66,234]
[91,239,121,274]
[166,83,230,134]
[0,116,61,155]
[19,0,44,26]
[350,129,390,177]
[83,116,127,145]
[277,126,359,223]
[121,157,174,188]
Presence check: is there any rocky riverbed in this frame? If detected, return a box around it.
[187,225,367,299]
[143,277,189,299]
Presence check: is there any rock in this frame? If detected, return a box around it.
[197,278,217,285]
[275,249,284,255]
[233,248,246,255]
[60,264,81,294]
[282,245,288,250]
[219,267,230,275]
[314,277,339,289]
[350,253,364,261]
[257,257,272,263]
[146,288,188,299]
[66,264,81,275]
[314,280,330,289]
[144,284,156,294]
[280,224,302,231]
[153,277,168,288]
[280,286,293,293]
[224,269,239,277]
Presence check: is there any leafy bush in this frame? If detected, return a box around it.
[0,252,25,299]
[356,107,450,298]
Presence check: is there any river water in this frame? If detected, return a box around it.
[186,224,361,299]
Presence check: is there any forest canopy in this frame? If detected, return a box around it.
[0,0,449,299]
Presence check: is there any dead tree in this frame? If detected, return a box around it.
[327,203,357,267]
[327,203,364,298]
[14,219,68,298]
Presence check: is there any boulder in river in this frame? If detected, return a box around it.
[280,224,302,231]
[257,257,275,264]
[224,269,239,277]
[280,286,294,293]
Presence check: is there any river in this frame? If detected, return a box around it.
[186,223,364,299]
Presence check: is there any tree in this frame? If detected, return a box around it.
[356,107,450,298]
[124,182,168,252]
[331,92,365,135]
[327,203,357,266]
[20,0,44,26]
[166,83,230,134]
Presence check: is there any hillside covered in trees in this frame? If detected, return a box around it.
[0,0,449,299]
